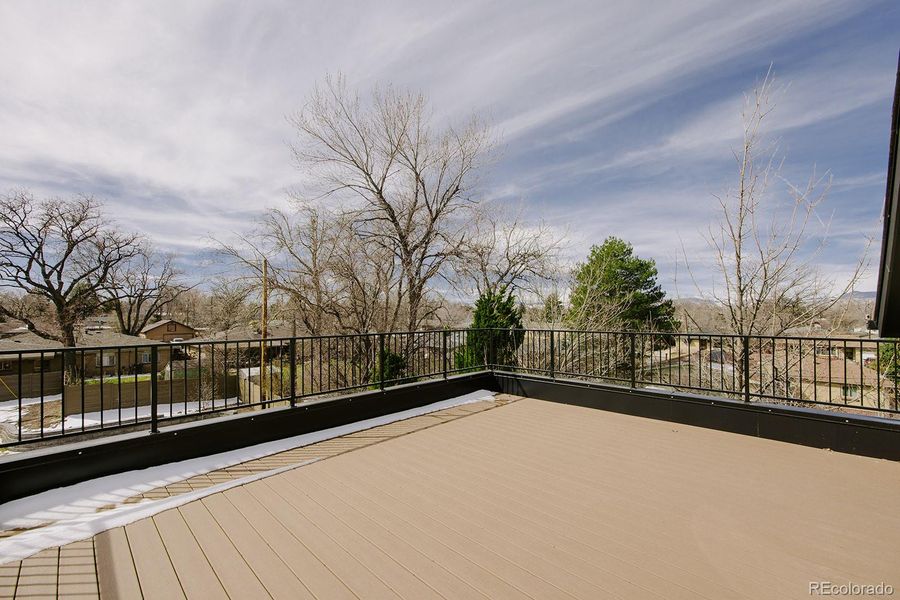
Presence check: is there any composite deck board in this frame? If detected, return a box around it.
[222,487,357,600]
[152,509,228,600]
[277,468,580,600]
[373,414,792,588]
[57,540,99,599]
[459,403,900,569]
[294,474,533,600]
[243,482,402,600]
[95,528,142,600]
[124,518,186,599]
[344,419,760,597]
[12,548,57,599]
[394,400,900,594]
[281,476,495,600]
[262,477,445,600]
[360,433,736,598]
[86,398,900,600]
[199,493,316,600]
[302,451,657,599]
[0,561,18,599]
[322,455,699,600]
[373,403,889,592]
[176,502,271,599]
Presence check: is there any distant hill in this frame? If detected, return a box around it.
[676,292,876,302]
[844,291,876,300]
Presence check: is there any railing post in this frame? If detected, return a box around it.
[742,335,751,403]
[289,338,297,408]
[442,329,449,379]
[488,328,495,370]
[150,345,159,433]
[378,333,385,390]
[549,330,556,379]
[629,332,637,389]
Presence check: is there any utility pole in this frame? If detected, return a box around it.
[260,258,268,407]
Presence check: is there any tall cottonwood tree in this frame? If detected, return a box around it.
[0,191,141,347]
[102,245,191,335]
[289,75,491,331]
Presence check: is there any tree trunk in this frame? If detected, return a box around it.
[61,323,80,384]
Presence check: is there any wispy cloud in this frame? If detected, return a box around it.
[0,0,895,293]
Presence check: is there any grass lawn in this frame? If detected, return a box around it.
[83,373,152,385]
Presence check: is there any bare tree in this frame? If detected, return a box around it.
[216,203,403,336]
[102,245,191,335]
[677,71,871,402]
[206,278,255,334]
[0,191,141,348]
[167,288,205,330]
[453,202,562,300]
[695,70,868,338]
[289,75,491,331]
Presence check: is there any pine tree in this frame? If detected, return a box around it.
[457,287,525,369]
[569,237,678,332]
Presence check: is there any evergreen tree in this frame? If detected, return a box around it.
[457,287,525,369]
[879,342,900,386]
[569,237,678,332]
[542,292,564,323]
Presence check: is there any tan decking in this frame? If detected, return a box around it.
[6,397,900,599]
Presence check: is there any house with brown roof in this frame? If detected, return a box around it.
[140,319,198,342]
[0,329,170,401]
[0,319,29,339]
[796,354,894,409]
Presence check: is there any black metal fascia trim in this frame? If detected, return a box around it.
[873,50,900,336]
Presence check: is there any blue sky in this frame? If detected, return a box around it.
[0,0,897,293]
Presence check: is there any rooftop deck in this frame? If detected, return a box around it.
[3,395,900,599]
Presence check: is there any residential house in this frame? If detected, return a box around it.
[744,346,895,411]
[0,329,170,401]
[797,354,894,410]
[0,320,29,339]
[140,319,198,342]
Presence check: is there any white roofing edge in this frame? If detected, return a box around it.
[0,389,496,565]
[0,459,318,566]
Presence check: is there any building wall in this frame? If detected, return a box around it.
[800,381,898,411]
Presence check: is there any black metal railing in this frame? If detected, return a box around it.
[1,328,897,448]
[0,329,477,447]
[498,329,900,416]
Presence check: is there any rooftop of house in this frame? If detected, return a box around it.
[0,319,29,338]
[140,319,196,334]
[196,322,297,342]
[798,355,887,387]
[78,328,166,348]
[2,395,898,598]
[0,329,164,354]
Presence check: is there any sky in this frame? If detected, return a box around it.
[0,0,897,295]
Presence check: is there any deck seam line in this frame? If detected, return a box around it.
[122,527,145,600]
